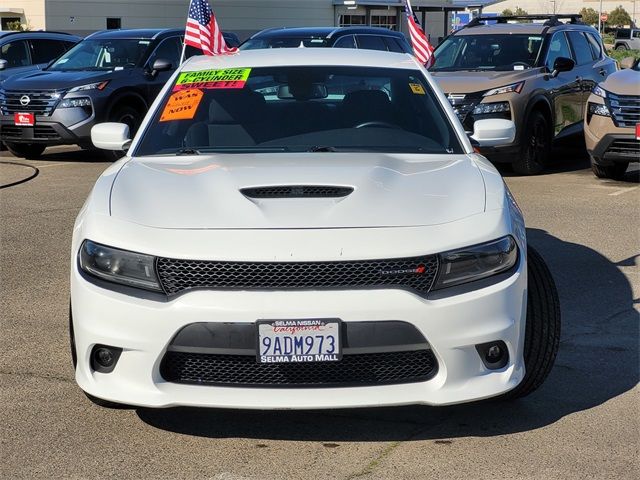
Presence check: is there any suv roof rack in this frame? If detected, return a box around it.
[465,14,583,28]
[0,30,76,37]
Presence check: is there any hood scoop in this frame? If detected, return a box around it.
[240,185,354,199]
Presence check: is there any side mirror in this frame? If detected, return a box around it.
[149,58,172,77]
[551,56,575,78]
[471,119,516,147]
[619,56,636,69]
[0,59,7,71]
[91,122,132,151]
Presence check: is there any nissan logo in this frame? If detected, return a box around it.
[19,95,30,106]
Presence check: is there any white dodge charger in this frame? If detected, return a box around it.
[70,49,560,409]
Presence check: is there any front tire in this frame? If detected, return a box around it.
[5,143,46,159]
[591,156,628,180]
[513,111,550,175]
[615,44,628,50]
[505,246,561,399]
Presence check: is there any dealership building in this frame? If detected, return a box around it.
[0,1,493,43]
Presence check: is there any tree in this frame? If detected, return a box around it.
[608,5,632,26]
[579,7,599,26]
[502,8,514,16]
[6,20,29,31]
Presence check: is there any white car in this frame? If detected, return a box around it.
[70,49,560,409]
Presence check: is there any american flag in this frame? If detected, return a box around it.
[184,0,237,56]
[403,0,435,67]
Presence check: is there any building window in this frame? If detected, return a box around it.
[339,15,366,27]
[1,17,22,30]
[371,15,397,30]
[106,18,121,30]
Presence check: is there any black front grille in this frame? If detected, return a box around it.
[160,349,437,387]
[445,92,484,132]
[606,138,640,157]
[241,185,354,198]
[156,255,439,296]
[0,90,62,116]
[0,125,60,140]
[609,93,640,128]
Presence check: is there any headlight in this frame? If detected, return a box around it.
[79,240,162,291]
[473,101,511,115]
[58,97,92,108]
[433,236,518,290]
[588,102,611,117]
[483,82,525,97]
[591,85,607,98]
[68,81,109,92]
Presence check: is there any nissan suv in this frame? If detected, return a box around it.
[430,14,617,174]
[240,27,412,53]
[585,57,640,179]
[0,28,190,159]
[0,31,80,83]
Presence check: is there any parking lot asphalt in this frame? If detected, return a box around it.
[1,146,638,480]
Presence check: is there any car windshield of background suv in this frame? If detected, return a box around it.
[134,65,464,157]
[47,39,150,71]
[240,37,330,49]
[431,34,544,71]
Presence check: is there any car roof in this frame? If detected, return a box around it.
[182,48,418,71]
[0,30,81,42]
[250,26,406,40]
[454,20,596,36]
[85,28,183,40]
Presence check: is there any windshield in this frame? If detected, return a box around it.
[48,39,151,71]
[240,37,330,50]
[431,34,543,71]
[134,66,463,156]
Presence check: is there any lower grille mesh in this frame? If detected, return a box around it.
[160,350,437,387]
[156,255,439,296]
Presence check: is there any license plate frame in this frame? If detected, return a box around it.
[256,318,342,364]
[14,112,35,127]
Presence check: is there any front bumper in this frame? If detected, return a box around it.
[71,227,527,409]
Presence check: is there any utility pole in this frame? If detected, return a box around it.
[598,0,603,34]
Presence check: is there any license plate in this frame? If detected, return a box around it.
[635,124,639,140]
[257,319,341,363]
[14,112,35,126]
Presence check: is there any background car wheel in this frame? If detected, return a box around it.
[513,111,550,176]
[615,44,628,50]
[504,246,561,399]
[5,143,46,159]
[103,104,143,161]
[590,157,628,180]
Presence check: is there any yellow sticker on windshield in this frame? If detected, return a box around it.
[409,83,425,95]
[160,88,203,122]
[174,68,252,91]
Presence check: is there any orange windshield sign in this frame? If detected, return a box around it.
[159,88,204,122]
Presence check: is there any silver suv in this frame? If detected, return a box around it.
[614,28,640,50]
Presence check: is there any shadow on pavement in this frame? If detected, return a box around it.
[137,230,638,442]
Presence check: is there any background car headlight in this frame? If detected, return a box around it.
[473,101,511,115]
[79,240,161,291]
[68,81,109,92]
[483,82,524,97]
[588,102,611,117]
[591,85,607,98]
[59,97,92,108]
[433,236,518,290]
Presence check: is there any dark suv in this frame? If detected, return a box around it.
[0,28,189,159]
[430,14,617,174]
[240,27,412,53]
[0,31,80,82]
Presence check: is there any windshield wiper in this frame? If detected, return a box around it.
[307,145,337,152]
[175,148,200,155]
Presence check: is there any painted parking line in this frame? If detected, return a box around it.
[608,186,639,196]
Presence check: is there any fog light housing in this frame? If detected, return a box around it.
[90,345,122,373]
[476,341,509,370]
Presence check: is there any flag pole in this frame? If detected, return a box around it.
[180,0,192,65]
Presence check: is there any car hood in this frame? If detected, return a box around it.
[1,69,126,90]
[599,68,640,96]
[430,69,536,94]
[109,153,486,229]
